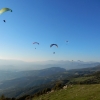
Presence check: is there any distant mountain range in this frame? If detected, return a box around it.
[0,65,100,98]
[0,59,100,71]
[0,67,66,82]
[0,60,100,82]
[0,67,66,89]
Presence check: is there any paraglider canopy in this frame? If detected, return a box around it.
[50,44,58,48]
[33,42,39,45]
[0,8,12,14]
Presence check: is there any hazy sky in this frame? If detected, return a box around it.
[0,0,100,62]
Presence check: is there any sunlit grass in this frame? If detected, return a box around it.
[71,76,94,82]
[32,84,100,100]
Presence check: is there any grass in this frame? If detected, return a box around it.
[70,76,94,82]
[32,84,100,100]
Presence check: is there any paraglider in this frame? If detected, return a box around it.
[53,52,55,54]
[0,8,12,14]
[33,42,39,49]
[0,8,12,23]
[66,40,68,42]
[66,40,68,44]
[50,44,58,54]
[50,44,58,48]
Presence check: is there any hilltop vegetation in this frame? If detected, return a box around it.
[1,84,100,100]
[31,84,100,100]
[69,71,100,84]
[23,70,100,100]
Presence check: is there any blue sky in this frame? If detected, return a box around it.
[0,0,100,62]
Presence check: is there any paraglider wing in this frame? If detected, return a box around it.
[50,44,58,48]
[0,8,12,14]
[33,42,39,45]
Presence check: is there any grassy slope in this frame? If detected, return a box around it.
[70,76,94,82]
[32,84,100,100]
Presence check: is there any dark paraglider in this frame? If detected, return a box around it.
[33,42,39,49]
[50,44,58,48]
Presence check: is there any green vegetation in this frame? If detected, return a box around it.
[69,76,94,84]
[31,84,100,100]
[71,76,94,81]
[1,84,100,100]
[69,71,100,85]
[1,69,100,100]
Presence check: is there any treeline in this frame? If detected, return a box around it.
[0,94,16,100]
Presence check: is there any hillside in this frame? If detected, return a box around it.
[0,67,67,97]
[31,84,100,100]
[0,65,100,98]
[24,71,100,100]
[69,70,100,85]
[0,67,66,82]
